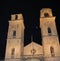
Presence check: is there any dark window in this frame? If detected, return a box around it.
[48,27,51,35]
[15,15,18,19]
[13,31,16,37]
[44,13,49,17]
[11,48,15,58]
[50,46,55,57]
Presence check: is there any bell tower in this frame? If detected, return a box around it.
[40,8,60,61]
[5,14,24,61]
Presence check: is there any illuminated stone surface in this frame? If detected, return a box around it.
[5,8,60,61]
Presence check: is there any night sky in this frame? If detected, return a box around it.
[0,0,60,59]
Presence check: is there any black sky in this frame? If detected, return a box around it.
[0,0,60,59]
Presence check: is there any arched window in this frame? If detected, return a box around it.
[11,48,15,58]
[13,30,16,38]
[50,46,55,57]
[44,13,49,17]
[48,27,51,35]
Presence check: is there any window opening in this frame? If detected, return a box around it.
[44,13,49,17]
[50,46,55,57]
[13,30,16,38]
[11,48,15,58]
[48,27,51,35]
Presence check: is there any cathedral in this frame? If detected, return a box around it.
[5,8,60,61]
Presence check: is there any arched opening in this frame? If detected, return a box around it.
[48,27,51,35]
[13,30,16,38]
[44,13,49,17]
[50,46,55,57]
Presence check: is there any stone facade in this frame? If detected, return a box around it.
[5,8,60,61]
[5,14,24,61]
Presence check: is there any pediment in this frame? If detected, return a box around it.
[24,42,43,56]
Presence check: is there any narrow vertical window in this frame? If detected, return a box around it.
[50,46,55,57]
[13,30,16,38]
[15,15,18,20]
[11,48,15,58]
[48,27,51,35]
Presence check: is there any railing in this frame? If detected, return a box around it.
[0,56,60,61]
